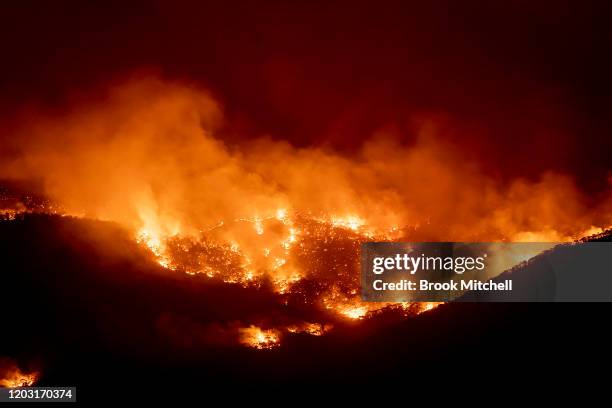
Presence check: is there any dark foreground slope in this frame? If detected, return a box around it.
[1,215,610,398]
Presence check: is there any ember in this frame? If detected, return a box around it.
[0,359,38,388]
[0,1,611,394]
[239,326,281,350]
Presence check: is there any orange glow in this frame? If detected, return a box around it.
[4,79,609,246]
[286,323,333,336]
[239,326,281,349]
[420,302,440,312]
[338,305,370,320]
[1,78,611,344]
[0,361,38,388]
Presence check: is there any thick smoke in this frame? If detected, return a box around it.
[2,77,611,244]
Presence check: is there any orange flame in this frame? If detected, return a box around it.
[0,360,38,388]
[239,326,281,350]
[1,78,610,343]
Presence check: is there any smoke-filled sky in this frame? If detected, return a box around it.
[1,0,610,185]
[2,2,612,389]
[1,1,611,243]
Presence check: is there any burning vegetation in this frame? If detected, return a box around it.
[0,359,38,388]
[0,78,611,356]
[239,326,281,350]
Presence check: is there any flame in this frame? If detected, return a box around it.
[420,302,439,312]
[338,305,370,320]
[239,322,332,348]
[136,228,174,269]
[5,79,610,248]
[239,326,281,349]
[330,215,365,232]
[0,209,21,221]
[0,361,38,388]
[1,78,611,348]
[286,322,332,336]
[148,211,421,320]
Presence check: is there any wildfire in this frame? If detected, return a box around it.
[1,78,611,351]
[136,228,174,269]
[338,305,370,320]
[0,361,38,388]
[239,322,334,349]
[286,322,333,336]
[417,302,441,313]
[330,215,365,232]
[140,211,413,318]
[239,326,281,350]
[0,208,21,221]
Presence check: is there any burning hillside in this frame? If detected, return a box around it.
[1,80,610,298]
[0,79,610,357]
[3,79,610,247]
[0,211,610,393]
[1,1,611,397]
[0,359,38,388]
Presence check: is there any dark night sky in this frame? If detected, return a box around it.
[1,0,611,190]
